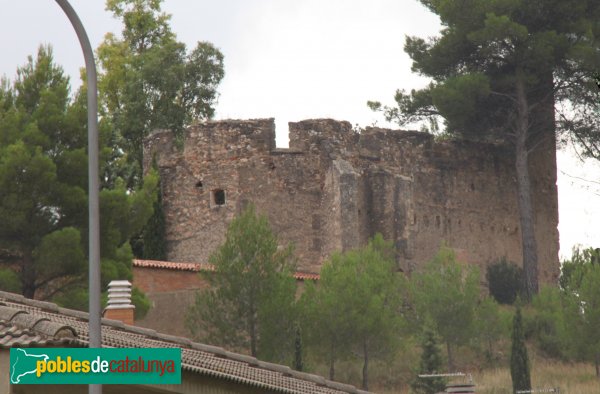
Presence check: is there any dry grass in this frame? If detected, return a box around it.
[306,333,600,393]
[372,359,600,394]
[473,359,600,394]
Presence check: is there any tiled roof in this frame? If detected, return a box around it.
[0,320,77,348]
[134,259,320,280]
[0,291,367,394]
[134,259,214,272]
[292,271,320,280]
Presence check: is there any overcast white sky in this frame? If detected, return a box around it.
[0,0,598,259]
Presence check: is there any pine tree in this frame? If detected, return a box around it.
[0,46,156,315]
[510,307,531,393]
[186,204,297,362]
[411,325,447,394]
[411,247,480,371]
[370,0,600,299]
[301,234,405,390]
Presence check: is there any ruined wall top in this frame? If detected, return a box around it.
[144,117,512,168]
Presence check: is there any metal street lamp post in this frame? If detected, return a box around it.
[53,1,102,393]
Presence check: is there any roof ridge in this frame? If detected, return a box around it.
[133,259,320,279]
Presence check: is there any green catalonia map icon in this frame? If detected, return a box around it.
[10,348,49,384]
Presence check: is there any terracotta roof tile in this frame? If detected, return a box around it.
[0,321,68,347]
[134,259,320,280]
[293,272,320,280]
[133,259,214,272]
[0,303,78,348]
[0,291,367,394]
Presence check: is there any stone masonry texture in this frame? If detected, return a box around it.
[143,118,560,282]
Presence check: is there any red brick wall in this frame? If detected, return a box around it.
[103,308,134,326]
[133,266,312,337]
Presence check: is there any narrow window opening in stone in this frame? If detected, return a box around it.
[195,180,203,189]
[435,215,441,228]
[470,182,475,191]
[213,189,226,206]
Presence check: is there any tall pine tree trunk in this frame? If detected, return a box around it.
[515,68,539,300]
[249,302,257,357]
[362,340,369,391]
[21,251,36,299]
[446,341,454,372]
[329,342,335,380]
[294,325,303,371]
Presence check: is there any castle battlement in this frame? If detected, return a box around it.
[143,118,559,281]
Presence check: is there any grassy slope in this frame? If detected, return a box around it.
[309,340,600,393]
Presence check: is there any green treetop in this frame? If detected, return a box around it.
[98,0,225,187]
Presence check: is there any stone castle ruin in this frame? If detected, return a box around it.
[143,118,560,282]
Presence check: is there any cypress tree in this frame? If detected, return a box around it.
[141,174,167,260]
[294,324,303,371]
[510,307,531,393]
[131,160,167,261]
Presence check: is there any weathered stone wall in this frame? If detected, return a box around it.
[144,118,559,282]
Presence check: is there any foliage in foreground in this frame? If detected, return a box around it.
[301,234,406,390]
[184,204,600,390]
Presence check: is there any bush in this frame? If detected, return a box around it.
[527,287,569,359]
[486,259,523,305]
[410,325,447,394]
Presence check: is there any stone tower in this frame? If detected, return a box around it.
[143,118,559,282]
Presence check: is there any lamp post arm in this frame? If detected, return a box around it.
[53,1,101,392]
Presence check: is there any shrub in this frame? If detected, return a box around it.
[410,325,447,394]
[486,259,523,305]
